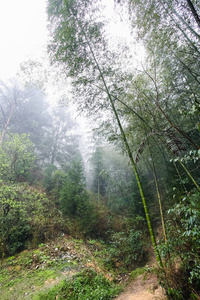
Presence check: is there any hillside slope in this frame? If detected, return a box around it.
[0,235,166,300]
[115,272,166,300]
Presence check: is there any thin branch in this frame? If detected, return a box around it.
[186,0,200,29]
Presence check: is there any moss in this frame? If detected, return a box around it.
[130,266,151,280]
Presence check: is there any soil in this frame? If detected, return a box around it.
[114,272,167,300]
[1,236,168,300]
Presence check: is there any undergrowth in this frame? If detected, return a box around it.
[33,269,122,300]
[0,237,123,300]
[130,265,151,280]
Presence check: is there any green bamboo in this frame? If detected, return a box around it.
[163,0,200,41]
[131,162,163,267]
[149,146,167,243]
[173,161,188,193]
[178,158,200,192]
[84,34,163,268]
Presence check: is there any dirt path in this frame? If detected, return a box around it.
[115,272,167,300]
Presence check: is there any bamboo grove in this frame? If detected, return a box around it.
[47,0,200,297]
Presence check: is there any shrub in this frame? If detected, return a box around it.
[34,269,121,300]
[157,190,200,299]
[105,228,147,271]
[0,183,61,257]
[0,133,35,182]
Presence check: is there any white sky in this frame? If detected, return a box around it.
[0,0,48,80]
[0,0,145,156]
[0,0,144,86]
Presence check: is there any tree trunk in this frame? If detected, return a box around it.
[0,103,16,146]
[84,33,163,268]
[163,0,200,40]
[148,144,167,243]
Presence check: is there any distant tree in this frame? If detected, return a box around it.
[0,133,35,182]
[41,106,80,168]
[59,158,88,218]
[10,88,50,148]
[0,80,80,174]
[0,80,50,147]
[0,80,29,145]
[90,147,107,197]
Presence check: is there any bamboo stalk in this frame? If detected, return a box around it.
[84,33,163,268]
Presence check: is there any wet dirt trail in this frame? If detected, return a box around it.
[114,272,167,300]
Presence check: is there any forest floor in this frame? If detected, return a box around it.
[0,235,167,299]
[114,252,167,300]
[114,272,167,300]
[0,235,116,299]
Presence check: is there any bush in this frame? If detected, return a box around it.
[105,228,147,271]
[157,190,200,299]
[6,222,31,255]
[0,133,35,182]
[34,269,121,300]
[0,183,62,257]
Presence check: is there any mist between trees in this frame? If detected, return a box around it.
[0,0,200,299]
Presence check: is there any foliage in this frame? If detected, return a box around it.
[60,158,88,217]
[0,241,78,300]
[89,147,108,196]
[43,164,58,191]
[103,215,148,271]
[1,1,200,298]
[40,107,80,168]
[47,0,165,267]
[0,133,35,182]
[0,235,125,300]
[34,269,121,300]
[0,81,80,172]
[86,194,113,239]
[0,183,57,257]
[130,266,151,280]
[7,86,51,146]
[179,149,200,164]
[157,189,200,298]
[107,229,147,271]
[59,158,97,235]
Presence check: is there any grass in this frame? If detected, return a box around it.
[0,242,78,299]
[0,236,122,300]
[0,261,77,300]
[33,269,122,300]
[130,265,151,280]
